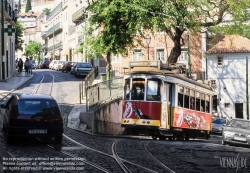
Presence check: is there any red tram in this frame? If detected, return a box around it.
[121,61,214,140]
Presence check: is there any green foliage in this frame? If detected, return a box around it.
[23,41,42,59]
[25,0,32,13]
[15,21,25,51]
[83,0,250,65]
[43,8,51,15]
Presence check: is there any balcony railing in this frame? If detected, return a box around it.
[46,2,62,20]
[48,42,62,51]
[47,22,63,36]
[4,1,16,22]
[72,7,87,22]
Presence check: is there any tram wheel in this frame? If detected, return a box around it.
[185,137,189,141]
[152,136,157,140]
[159,136,166,140]
[168,137,173,141]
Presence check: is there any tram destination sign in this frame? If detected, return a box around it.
[129,60,163,69]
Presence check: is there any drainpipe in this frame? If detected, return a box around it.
[1,0,5,80]
[187,30,191,76]
[247,56,249,120]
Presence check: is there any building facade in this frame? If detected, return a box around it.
[206,35,250,120]
[0,0,18,81]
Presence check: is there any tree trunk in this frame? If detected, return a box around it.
[167,29,183,64]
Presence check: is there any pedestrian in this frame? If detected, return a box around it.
[24,58,29,75]
[28,58,33,74]
[17,58,23,73]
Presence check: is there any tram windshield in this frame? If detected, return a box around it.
[124,78,162,101]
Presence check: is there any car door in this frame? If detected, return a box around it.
[2,96,16,127]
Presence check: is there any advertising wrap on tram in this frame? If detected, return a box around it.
[172,107,212,131]
[122,101,161,126]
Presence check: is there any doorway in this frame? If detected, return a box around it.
[235,103,243,119]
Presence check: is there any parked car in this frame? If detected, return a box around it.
[222,118,250,146]
[49,60,59,69]
[54,61,67,71]
[70,62,77,75]
[32,61,37,69]
[39,60,50,69]
[74,62,93,77]
[212,118,227,134]
[62,61,74,73]
[1,94,64,144]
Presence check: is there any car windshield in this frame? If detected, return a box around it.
[229,120,250,129]
[17,100,60,115]
[77,63,92,68]
[212,118,226,124]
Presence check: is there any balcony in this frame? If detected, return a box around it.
[72,7,87,23]
[4,1,17,24]
[46,2,62,20]
[47,22,63,37]
[48,42,62,51]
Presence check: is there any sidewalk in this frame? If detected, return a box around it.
[0,71,33,172]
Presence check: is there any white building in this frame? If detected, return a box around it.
[206,35,250,120]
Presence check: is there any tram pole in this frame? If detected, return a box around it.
[246,56,249,120]
[187,30,191,76]
[1,0,5,80]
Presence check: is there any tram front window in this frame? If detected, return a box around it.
[146,79,161,101]
[131,78,145,100]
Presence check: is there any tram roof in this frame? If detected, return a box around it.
[126,67,212,91]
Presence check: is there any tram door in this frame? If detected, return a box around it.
[161,83,170,129]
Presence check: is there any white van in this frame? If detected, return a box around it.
[49,60,59,70]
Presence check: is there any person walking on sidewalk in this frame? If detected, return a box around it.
[24,58,29,75]
[28,58,33,74]
[17,58,23,73]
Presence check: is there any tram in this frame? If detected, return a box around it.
[121,61,214,140]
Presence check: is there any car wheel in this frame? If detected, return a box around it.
[75,74,78,78]
[2,122,6,132]
[222,140,227,145]
[159,136,166,140]
[152,135,157,140]
[55,135,63,144]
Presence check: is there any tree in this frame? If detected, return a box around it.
[15,21,25,51]
[18,0,21,13]
[23,41,42,61]
[25,0,32,13]
[84,0,250,74]
[43,8,51,15]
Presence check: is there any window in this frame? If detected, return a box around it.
[146,79,161,101]
[124,79,130,100]
[224,103,230,108]
[205,95,210,113]
[200,93,205,112]
[190,90,195,110]
[212,95,218,112]
[156,49,165,61]
[178,86,184,107]
[196,92,201,111]
[131,78,145,100]
[184,88,190,109]
[218,57,223,66]
[133,49,143,61]
[178,48,188,61]
[111,53,121,63]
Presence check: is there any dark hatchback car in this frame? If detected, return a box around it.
[222,118,250,146]
[74,62,93,77]
[62,61,74,73]
[39,60,50,69]
[1,94,64,144]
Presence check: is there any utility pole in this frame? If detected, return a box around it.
[1,0,5,80]
[53,22,55,61]
[187,30,191,76]
[247,56,249,120]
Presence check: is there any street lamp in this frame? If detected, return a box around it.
[145,34,151,60]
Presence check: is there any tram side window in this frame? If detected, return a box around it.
[146,79,161,101]
[131,78,145,100]
[124,79,130,100]
[196,92,201,111]
[200,93,205,112]
[178,86,184,107]
[184,88,190,109]
[205,95,210,113]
